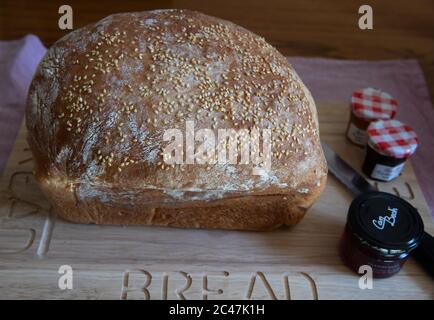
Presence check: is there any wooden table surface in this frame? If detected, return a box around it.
[1,103,433,299]
[1,0,434,101]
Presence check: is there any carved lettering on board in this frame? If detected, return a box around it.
[374,181,415,201]
[0,150,51,256]
[120,270,319,300]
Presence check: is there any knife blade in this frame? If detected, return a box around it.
[320,140,434,278]
[320,140,376,196]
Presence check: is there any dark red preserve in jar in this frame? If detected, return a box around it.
[362,119,418,182]
[340,191,424,278]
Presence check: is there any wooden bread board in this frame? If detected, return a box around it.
[0,102,433,300]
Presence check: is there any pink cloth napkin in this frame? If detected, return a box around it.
[0,34,46,173]
[288,57,434,218]
[1,35,433,217]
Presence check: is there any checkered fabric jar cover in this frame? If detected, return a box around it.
[367,120,418,159]
[351,88,397,120]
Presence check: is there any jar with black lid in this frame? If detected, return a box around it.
[362,119,418,182]
[340,191,424,278]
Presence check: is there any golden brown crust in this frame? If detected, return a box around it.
[26,9,327,230]
[38,174,326,231]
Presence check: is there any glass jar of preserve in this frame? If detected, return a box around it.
[340,191,424,278]
[362,119,418,182]
[346,88,397,147]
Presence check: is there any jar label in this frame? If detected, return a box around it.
[371,163,405,181]
[372,206,398,230]
[347,122,368,146]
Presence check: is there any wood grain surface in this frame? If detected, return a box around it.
[1,0,433,102]
[0,102,433,300]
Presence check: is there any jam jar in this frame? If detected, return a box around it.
[362,119,418,182]
[340,191,424,278]
[346,88,397,147]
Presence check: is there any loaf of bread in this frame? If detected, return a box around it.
[26,9,327,231]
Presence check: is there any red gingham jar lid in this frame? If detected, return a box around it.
[367,120,418,159]
[351,88,397,120]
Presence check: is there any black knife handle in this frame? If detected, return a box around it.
[412,231,434,278]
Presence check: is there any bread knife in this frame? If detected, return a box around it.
[321,140,434,278]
